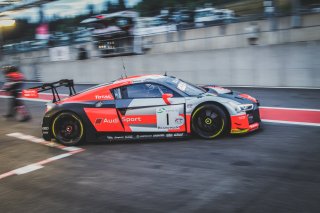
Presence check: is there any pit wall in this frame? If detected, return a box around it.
[35,41,320,87]
[0,14,319,87]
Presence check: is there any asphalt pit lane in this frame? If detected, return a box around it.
[231,161,253,166]
[152,164,163,169]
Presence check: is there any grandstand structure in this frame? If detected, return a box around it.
[0,0,57,16]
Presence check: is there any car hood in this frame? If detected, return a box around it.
[203,85,259,105]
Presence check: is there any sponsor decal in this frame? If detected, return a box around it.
[95,95,113,100]
[175,117,184,125]
[153,134,165,138]
[95,118,103,125]
[166,133,173,138]
[42,131,49,134]
[104,118,119,123]
[95,118,119,125]
[249,123,259,130]
[139,135,152,139]
[187,104,193,109]
[122,117,142,123]
[156,107,166,114]
[42,127,49,130]
[95,101,103,107]
[231,129,249,134]
[177,82,187,91]
[239,115,247,120]
[156,106,185,130]
[103,133,189,142]
[114,136,124,140]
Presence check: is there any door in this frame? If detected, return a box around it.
[113,83,186,133]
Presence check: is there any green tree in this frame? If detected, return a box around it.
[86,4,95,16]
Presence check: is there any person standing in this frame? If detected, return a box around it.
[2,65,30,121]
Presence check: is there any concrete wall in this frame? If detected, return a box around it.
[1,14,319,87]
[35,41,320,87]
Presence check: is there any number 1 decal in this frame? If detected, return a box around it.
[156,106,185,130]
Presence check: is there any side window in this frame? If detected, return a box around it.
[114,83,180,99]
[113,88,122,99]
[158,85,176,95]
[126,83,162,98]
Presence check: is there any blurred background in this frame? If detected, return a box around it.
[0,0,319,87]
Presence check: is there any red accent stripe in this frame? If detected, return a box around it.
[0,91,67,101]
[0,171,15,180]
[260,108,320,124]
[1,92,319,125]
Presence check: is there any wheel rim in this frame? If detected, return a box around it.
[53,114,83,144]
[193,107,224,138]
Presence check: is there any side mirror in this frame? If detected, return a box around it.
[162,93,173,105]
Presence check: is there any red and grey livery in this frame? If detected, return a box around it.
[24,74,261,145]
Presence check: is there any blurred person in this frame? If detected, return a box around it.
[78,46,88,60]
[1,65,31,121]
[245,22,260,45]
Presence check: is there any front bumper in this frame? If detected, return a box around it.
[230,108,261,134]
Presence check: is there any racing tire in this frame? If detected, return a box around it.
[52,112,84,146]
[192,104,229,139]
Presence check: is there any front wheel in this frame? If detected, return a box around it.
[192,104,229,139]
[52,112,84,146]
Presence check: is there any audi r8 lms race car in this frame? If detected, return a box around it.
[24,74,261,146]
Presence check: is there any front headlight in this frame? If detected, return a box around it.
[237,104,254,112]
[228,102,253,113]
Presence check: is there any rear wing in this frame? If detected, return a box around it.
[22,79,76,103]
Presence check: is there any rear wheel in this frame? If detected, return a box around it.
[192,104,229,139]
[52,112,84,146]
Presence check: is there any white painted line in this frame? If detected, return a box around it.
[62,146,83,152]
[30,138,45,143]
[262,119,320,127]
[6,133,65,149]
[47,153,72,161]
[261,106,320,112]
[6,132,84,154]
[6,132,24,137]
[14,164,44,175]
[0,171,15,180]
[1,132,85,181]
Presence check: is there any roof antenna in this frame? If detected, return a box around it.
[121,56,127,78]
[164,71,167,76]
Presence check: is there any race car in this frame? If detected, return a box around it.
[24,75,261,145]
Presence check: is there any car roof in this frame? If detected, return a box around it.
[112,74,167,84]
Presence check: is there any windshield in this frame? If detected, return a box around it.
[164,77,206,96]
